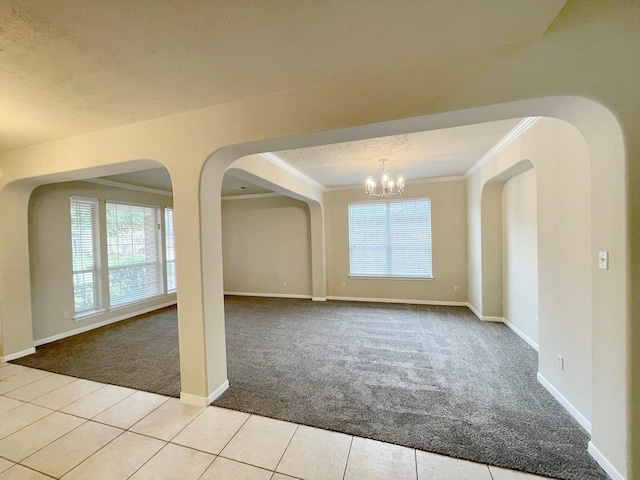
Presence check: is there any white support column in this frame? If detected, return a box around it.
[309,202,327,301]
[173,164,228,406]
[0,184,36,360]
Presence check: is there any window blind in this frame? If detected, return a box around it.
[106,202,163,307]
[70,196,102,313]
[164,207,176,293]
[348,198,432,278]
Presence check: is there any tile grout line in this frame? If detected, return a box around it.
[212,454,277,476]
[0,371,55,396]
[53,427,128,478]
[0,409,57,450]
[92,392,171,430]
[272,422,300,476]
[29,382,106,411]
[0,367,31,382]
[0,396,26,416]
[198,411,252,458]
[112,397,211,478]
[14,419,90,474]
[342,436,354,480]
[488,464,496,480]
[4,374,78,403]
[124,442,179,480]
[155,400,208,443]
[22,375,100,407]
[57,385,138,419]
[10,464,57,479]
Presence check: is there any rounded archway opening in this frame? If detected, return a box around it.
[197,97,626,479]
[9,160,183,397]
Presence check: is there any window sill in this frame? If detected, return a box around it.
[109,294,167,312]
[348,275,434,281]
[73,308,107,321]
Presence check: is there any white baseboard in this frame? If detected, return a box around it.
[224,292,312,299]
[208,380,230,403]
[312,297,326,302]
[588,441,625,480]
[1,347,36,362]
[326,296,468,306]
[467,302,483,319]
[465,303,505,323]
[180,380,229,407]
[467,306,538,350]
[537,372,591,433]
[180,392,209,407]
[503,317,538,351]
[34,301,177,347]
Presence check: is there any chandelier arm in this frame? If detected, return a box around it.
[365,158,405,198]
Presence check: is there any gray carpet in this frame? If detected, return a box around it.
[13,306,181,397]
[13,297,608,480]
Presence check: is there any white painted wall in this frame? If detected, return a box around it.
[503,169,539,348]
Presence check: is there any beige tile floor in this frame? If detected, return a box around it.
[0,361,553,480]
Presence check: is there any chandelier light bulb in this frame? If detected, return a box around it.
[364,159,406,198]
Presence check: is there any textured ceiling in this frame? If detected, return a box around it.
[275,118,522,187]
[101,117,521,192]
[102,169,173,192]
[101,168,272,197]
[0,0,566,152]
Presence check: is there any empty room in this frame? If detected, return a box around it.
[0,2,637,480]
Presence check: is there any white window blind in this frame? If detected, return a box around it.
[106,202,163,307]
[70,196,102,314]
[348,198,432,278]
[164,207,176,293]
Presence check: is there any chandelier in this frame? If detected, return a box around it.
[365,159,405,198]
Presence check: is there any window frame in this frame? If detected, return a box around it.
[164,206,176,294]
[70,196,104,317]
[347,197,433,280]
[105,200,165,308]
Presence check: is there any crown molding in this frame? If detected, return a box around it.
[402,175,466,185]
[260,152,327,192]
[261,118,540,194]
[464,116,540,178]
[84,178,173,197]
[324,174,465,192]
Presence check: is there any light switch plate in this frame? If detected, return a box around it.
[598,251,608,270]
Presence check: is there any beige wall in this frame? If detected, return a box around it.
[468,117,592,424]
[221,195,312,296]
[480,182,504,318]
[29,181,176,342]
[324,180,467,302]
[503,169,539,347]
[0,2,635,475]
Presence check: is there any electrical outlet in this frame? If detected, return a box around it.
[454,285,459,292]
[283,280,288,287]
[556,354,564,371]
[342,282,347,288]
[63,311,70,319]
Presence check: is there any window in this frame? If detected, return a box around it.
[106,202,163,307]
[70,196,102,314]
[164,207,176,293]
[348,198,432,278]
